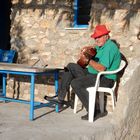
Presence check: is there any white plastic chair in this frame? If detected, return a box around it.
[74,60,126,122]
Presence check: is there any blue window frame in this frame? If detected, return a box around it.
[74,0,92,28]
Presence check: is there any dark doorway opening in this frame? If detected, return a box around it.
[77,0,92,25]
[0,1,12,86]
[0,0,12,50]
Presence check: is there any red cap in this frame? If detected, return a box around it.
[91,25,110,39]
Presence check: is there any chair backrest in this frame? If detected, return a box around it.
[95,60,126,89]
[0,49,16,63]
[99,60,126,75]
[110,60,126,74]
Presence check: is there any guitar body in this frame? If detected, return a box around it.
[77,47,96,68]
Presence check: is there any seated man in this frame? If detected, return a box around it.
[44,24,121,120]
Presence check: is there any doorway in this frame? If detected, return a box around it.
[0,0,11,50]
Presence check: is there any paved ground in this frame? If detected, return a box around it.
[0,101,110,140]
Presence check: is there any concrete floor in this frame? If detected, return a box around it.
[0,102,110,140]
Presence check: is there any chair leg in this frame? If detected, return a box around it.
[73,94,78,114]
[99,92,104,113]
[111,91,115,110]
[88,88,96,123]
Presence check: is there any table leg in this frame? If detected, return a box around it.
[30,74,35,121]
[2,73,7,97]
[54,70,59,112]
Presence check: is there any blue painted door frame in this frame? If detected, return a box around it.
[74,0,89,28]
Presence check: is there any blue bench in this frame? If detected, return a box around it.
[0,49,16,63]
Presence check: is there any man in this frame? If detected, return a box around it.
[44,25,121,120]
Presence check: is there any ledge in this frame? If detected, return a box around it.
[65,27,88,30]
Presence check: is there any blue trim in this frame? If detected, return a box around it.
[73,25,88,28]
[0,97,38,104]
[74,0,78,26]
[0,97,54,109]
[73,0,89,28]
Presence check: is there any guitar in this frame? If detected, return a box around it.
[77,47,96,68]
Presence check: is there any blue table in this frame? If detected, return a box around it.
[0,63,61,121]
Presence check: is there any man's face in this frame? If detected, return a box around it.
[95,35,108,47]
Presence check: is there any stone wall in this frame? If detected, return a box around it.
[10,0,140,66]
[8,1,140,107]
[115,58,140,140]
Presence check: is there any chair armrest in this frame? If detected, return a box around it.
[94,69,119,90]
[98,70,119,75]
[89,60,126,91]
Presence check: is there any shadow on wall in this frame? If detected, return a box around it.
[90,0,140,30]
[11,20,27,63]
[11,0,73,26]
[10,0,140,53]
[9,72,64,100]
[12,0,140,28]
[137,31,140,40]
[11,0,73,61]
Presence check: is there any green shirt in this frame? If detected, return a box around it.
[87,39,121,80]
